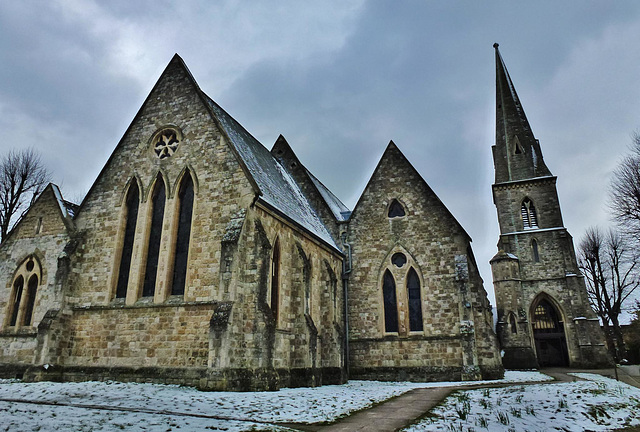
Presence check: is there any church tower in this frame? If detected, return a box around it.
[490,44,610,369]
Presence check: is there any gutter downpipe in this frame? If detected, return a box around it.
[341,231,352,380]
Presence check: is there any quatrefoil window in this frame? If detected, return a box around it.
[153,129,180,159]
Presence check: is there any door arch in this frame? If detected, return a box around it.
[531,296,569,367]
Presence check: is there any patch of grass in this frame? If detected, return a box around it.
[496,411,510,425]
[454,400,471,420]
[525,405,536,416]
[475,415,489,429]
[558,397,568,409]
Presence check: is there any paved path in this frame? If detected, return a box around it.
[280,367,640,432]
[316,387,452,432]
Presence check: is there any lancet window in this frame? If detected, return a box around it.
[171,173,195,296]
[531,238,540,262]
[382,270,399,333]
[406,268,423,332]
[270,238,281,320]
[116,181,140,299]
[142,177,166,298]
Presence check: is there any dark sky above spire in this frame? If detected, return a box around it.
[2,1,640,310]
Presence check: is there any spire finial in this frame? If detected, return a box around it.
[493,43,499,49]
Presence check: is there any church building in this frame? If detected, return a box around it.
[490,44,610,369]
[0,46,606,391]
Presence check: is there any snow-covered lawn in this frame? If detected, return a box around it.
[405,373,640,432]
[0,371,549,431]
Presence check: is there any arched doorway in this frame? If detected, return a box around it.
[531,298,569,367]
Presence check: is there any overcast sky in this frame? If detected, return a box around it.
[3,1,640,309]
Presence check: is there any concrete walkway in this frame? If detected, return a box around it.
[280,367,640,432]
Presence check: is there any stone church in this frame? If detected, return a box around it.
[0,47,606,391]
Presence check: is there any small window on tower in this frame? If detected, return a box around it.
[514,136,525,155]
[532,239,540,262]
[388,200,406,218]
[521,198,538,229]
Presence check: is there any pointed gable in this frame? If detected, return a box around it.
[203,98,340,251]
[493,43,552,183]
[1,184,74,246]
[271,134,350,225]
[72,54,339,252]
[351,141,470,240]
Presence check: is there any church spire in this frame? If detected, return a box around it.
[493,43,551,183]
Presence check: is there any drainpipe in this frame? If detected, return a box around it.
[341,231,352,380]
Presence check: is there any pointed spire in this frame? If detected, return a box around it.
[493,44,551,183]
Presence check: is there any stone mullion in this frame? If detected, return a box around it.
[391,267,408,336]
[155,195,179,302]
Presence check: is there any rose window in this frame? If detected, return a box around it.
[153,129,180,159]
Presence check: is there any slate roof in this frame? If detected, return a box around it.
[306,169,351,222]
[203,95,341,252]
[51,184,78,219]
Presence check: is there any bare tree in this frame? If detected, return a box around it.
[610,132,640,239]
[0,148,51,242]
[579,226,640,361]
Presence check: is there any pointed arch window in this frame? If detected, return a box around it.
[23,275,39,326]
[388,199,406,218]
[116,182,140,299]
[270,238,280,320]
[8,276,24,327]
[382,270,399,332]
[142,178,166,298]
[407,268,423,332]
[509,313,518,334]
[6,257,41,329]
[521,198,538,229]
[171,173,194,296]
[531,238,540,262]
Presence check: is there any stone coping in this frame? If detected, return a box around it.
[350,334,461,343]
[72,299,228,311]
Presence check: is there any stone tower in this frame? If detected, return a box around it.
[490,44,610,369]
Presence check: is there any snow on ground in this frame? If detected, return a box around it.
[405,373,640,432]
[0,371,550,431]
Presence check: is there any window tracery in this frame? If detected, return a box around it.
[381,249,425,335]
[6,257,41,329]
[153,128,181,159]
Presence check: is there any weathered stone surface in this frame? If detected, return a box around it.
[491,45,610,370]
[346,143,502,381]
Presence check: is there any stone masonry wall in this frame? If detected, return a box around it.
[0,187,72,366]
[347,144,502,379]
